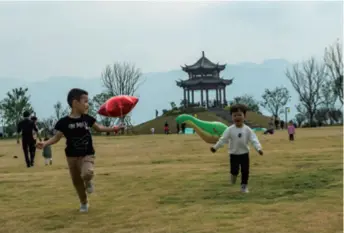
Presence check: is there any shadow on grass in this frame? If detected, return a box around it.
[158,167,343,206]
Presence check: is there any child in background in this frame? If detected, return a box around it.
[42,137,53,165]
[288,121,295,141]
[210,104,263,193]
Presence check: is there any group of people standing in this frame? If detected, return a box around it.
[264,116,296,141]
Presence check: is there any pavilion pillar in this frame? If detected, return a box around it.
[206,89,209,108]
[191,90,194,104]
[187,89,190,105]
[223,87,227,106]
[219,87,222,107]
[183,88,187,107]
[200,89,204,107]
[216,89,219,107]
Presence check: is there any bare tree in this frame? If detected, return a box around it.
[261,86,291,117]
[101,62,143,96]
[100,62,143,130]
[286,57,326,126]
[324,40,343,105]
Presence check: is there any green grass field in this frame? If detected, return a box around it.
[0,127,342,233]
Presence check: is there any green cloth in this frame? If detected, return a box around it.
[42,146,52,159]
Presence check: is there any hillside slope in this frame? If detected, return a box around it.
[133,111,270,134]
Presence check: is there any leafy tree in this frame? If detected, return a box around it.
[92,93,114,128]
[294,113,306,127]
[170,101,177,110]
[261,87,291,117]
[328,109,343,124]
[229,94,261,113]
[286,57,326,127]
[53,101,69,121]
[0,87,34,126]
[314,107,330,126]
[38,117,55,137]
[87,100,97,118]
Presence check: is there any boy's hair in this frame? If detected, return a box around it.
[23,111,30,118]
[30,116,37,121]
[67,88,88,107]
[44,136,49,141]
[229,104,248,115]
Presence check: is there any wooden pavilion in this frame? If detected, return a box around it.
[176,51,233,108]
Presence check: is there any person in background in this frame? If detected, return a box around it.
[280,120,285,130]
[17,111,41,167]
[42,136,53,165]
[264,118,275,135]
[288,120,296,141]
[150,127,155,135]
[164,121,169,134]
[31,116,39,162]
[181,123,186,134]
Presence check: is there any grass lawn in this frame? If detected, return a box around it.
[0,126,342,233]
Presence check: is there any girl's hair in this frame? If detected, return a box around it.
[289,120,293,124]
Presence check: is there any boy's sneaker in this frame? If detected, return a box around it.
[241,184,249,193]
[79,203,89,213]
[49,159,53,165]
[231,175,237,184]
[85,181,94,194]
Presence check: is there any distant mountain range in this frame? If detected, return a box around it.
[0,59,299,125]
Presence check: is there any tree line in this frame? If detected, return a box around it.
[0,40,342,136]
[0,62,143,137]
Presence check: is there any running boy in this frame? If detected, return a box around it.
[36,88,120,213]
[210,104,263,193]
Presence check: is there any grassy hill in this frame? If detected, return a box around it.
[133,110,271,134]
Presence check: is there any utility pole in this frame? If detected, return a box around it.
[285,106,290,127]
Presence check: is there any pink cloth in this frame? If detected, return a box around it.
[288,125,295,134]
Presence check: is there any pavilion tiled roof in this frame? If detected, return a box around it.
[181,51,226,72]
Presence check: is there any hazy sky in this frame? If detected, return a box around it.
[0,1,342,81]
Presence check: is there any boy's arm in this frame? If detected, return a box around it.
[44,131,63,146]
[92,122,118,133]
[37,131,63,149]
[249,128,263,154]
[33,123,42,141]
[212,127,231,151]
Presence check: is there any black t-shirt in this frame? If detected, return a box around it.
[54,114,96,157]
[17,118,38,142]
